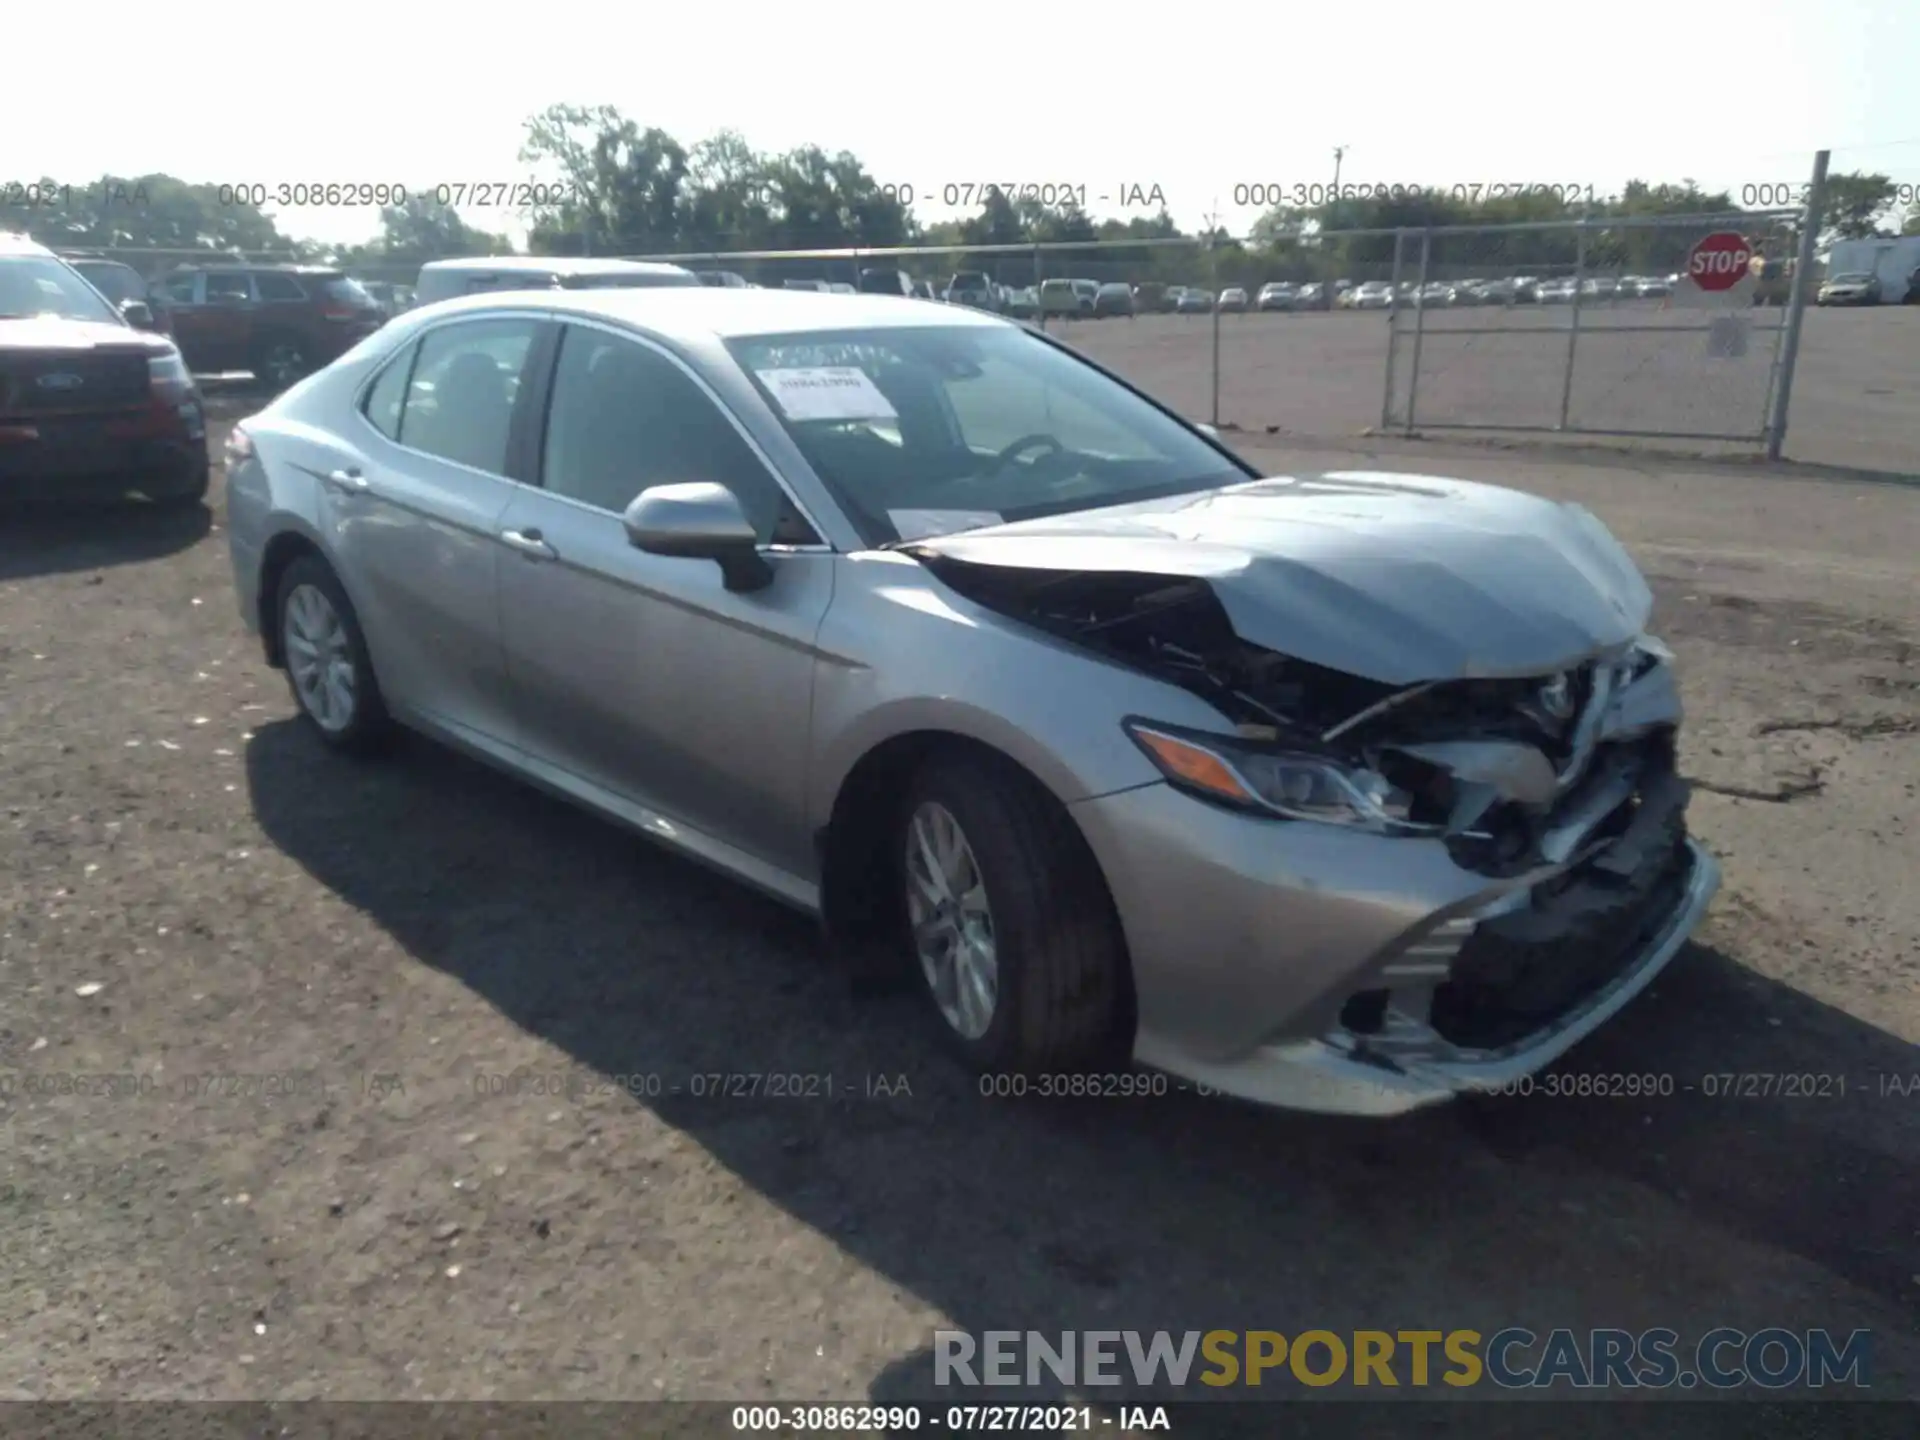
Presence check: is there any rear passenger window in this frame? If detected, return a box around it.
[395,319,537,475]
[256,272,307,302]
[361,342,417,441]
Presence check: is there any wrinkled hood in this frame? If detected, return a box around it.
[0,317,169,356]
[907,472,1652,685]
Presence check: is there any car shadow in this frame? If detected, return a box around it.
[0,496,211,581]
[244,718,1918,1407]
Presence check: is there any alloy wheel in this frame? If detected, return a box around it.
[283,583,356,733]
[904,800,999,1040]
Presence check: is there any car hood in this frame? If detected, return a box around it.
[906,471,1652,685]
[0,317,169,355]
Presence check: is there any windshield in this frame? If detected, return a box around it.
[316,275,376,306]
[71,263,147,304]
[0,256,125,324]
[726,324,1251,545]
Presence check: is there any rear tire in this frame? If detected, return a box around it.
[251,334,311,392]
[275,555,391,755]
[152,466,210,509]
[897,752,1128,1074]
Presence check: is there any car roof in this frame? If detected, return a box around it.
[0,232,56,257]
[417,256,692,278]
[403,285,1007,342]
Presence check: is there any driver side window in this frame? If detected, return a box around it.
[540,327,817,544]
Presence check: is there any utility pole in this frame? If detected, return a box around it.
[1327,147,1348,308]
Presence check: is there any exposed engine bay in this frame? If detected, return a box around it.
[912,556,1696,1049]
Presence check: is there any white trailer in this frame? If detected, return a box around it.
[1822,236,1920,301]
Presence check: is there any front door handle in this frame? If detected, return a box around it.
[499,527,557,561]
[325,467,370,493]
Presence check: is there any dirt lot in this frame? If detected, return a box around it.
[1,397,1917,1424]
[1057,304,1920,478]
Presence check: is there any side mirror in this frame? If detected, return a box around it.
[622,482,773,593]
[120,299,156,330]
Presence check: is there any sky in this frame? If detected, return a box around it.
[6,0,1918,250]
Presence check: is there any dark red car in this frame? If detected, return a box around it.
[0,235,209,506]
[65,257,173,336]
[155,263,385,389]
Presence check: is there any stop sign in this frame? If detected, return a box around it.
[1687,232,1754,292]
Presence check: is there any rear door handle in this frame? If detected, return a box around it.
[499,527,557,561]
[325,468,370,493]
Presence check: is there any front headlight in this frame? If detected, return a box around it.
[148,348,195,403]
[1124,720,1432,834]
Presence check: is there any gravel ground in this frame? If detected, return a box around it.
[0,400,1916,1424]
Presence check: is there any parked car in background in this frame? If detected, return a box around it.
[913,279,941,301]
[155,263,386,389]
[414,258,700,310]
[783,279,831,293]
[1633,277,1671,298]
[1256,282,1297,312]
[358,281,417,319]
[945,272,999,311]
[1347,281,1394,310]
[1536,278,1577,304]
[1816,272,1880,306]
[0,233,207,505]
[1217,287,1248,313]
[695,269,752,289]
[857,267,916,296]
[1040,278,1094,317]
[1094,282,1134,317]
[1415,282,1454,308]
[1296,282,1325,308]
[222,284,1718,1116]
[1071,279,1100,312]
[65,257,171,336]
[1002,286,1039,319]
[1175,287,1214,314]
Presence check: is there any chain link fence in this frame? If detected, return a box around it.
[49,198,1842,461]
[1378,211,1804,443]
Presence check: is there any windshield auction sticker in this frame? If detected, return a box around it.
[756,366,898,422]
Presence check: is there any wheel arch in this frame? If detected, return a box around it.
[814,727,1138,1041]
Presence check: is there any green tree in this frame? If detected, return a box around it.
[1819,171,1899,242]
[4,173,295,259]
[519,103,690,253]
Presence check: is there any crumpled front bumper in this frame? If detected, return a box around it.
[1069,656,1719,1117]
[1145,840,1717,1116]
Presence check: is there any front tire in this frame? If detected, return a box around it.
[275,556,390,754]
[898,753,1128,1073]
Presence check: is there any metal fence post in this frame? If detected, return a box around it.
[1380,229,1405,430]
[1209,240,1223,427]
[1403,230,1432,436]
[1767,149,1830,461]
[1557,219,1589,430]
[1033,243,1044,333]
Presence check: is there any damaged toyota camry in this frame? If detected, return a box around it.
[225,287,1719,1116]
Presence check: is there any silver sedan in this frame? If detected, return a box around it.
[224,288,1718,1116]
